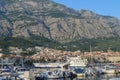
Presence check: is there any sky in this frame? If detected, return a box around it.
[52,0,120,19]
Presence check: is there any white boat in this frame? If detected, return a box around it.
[18,71,31,80]
[38,69,72,79]
[33,62,69,70]
[15,67,29,74]
[12,67,31,80]
[101,65,116,74]
[0,76,6,80]
[109,78,120,80]
[67,56,87,77]
[0,68,12,75]
[68,56,87,67]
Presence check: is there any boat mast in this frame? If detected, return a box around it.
[90,44,93,64]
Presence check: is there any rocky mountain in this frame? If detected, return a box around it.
[0,0,120,42]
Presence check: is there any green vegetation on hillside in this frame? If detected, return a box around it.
[64,37,120,52]
[0,37,120,54]
[0,36,61,54]
[47,11,81,18]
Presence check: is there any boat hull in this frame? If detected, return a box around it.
[77,73,85,77]
[102,69,115,74]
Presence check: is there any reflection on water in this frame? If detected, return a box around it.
[74,74,120,80]
[48,74,120,80]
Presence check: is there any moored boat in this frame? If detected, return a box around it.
[67,56,87,77]
[101,64,116,74]
[35,69,75,79]
[73,68,85,77]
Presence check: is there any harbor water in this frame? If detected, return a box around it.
[74,74,120,80]
[46,74,120,80]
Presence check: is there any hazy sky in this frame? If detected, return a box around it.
[52,0,120,19]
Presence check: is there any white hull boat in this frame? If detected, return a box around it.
[101,64,116,74]
[37,70,74,79]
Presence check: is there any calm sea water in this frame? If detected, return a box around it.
[75,74,120,80]
[48,74,120,80]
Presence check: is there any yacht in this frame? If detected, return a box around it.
[68,56,87,67]
[34,62,77,79]
[35,69,75,79]
[67,56,87,77]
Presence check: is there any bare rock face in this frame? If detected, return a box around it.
[0,0,120,42]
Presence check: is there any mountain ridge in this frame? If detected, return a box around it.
[0,0,120,42]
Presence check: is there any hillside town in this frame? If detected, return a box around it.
[1,46,120,64]
[0,0,120,79]
[1,46,120,79]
